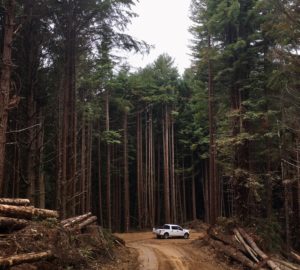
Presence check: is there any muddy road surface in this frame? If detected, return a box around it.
[115,231,234,270]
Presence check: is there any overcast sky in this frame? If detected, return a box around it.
[124,0,192,74]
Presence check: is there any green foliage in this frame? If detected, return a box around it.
[253,216,282,252]
[101,130,122,144]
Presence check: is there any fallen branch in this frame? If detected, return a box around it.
[238,227,281,270]
[62,212,92,228]
[0,204,58,219]
[0,198,30,206]
[0,251,53,267]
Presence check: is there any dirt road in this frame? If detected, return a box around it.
[115,231,234,270]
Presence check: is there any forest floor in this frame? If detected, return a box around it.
[0,220,244,270]
[114,229,240,270]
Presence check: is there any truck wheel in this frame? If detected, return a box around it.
[184,233,189,239]
[163,233,169,239]
[156,235,161,239]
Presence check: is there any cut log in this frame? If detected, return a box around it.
[112,235,126,246]
[0,251,53,267]
[291,252,300,265]
[0,217,29,229]
[62,212,92,228]
[208,238,263,270]
[0,198,30,206]
[238,227,281,270]
[273,258,300,270]
[0,204,58,219]
[72,216,97,231]
[233,228,259,263]
[209,228,248,254]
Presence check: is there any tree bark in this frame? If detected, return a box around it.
[72,215,97,231]
[0,0,16,194]
[0,251,53,267]
[105,90,111,230]
[238,227,281,270]
[0,204,58,219]
[123,111,130,232]
[62,212,92,227]
[0,217,29,229]
[163,105,171,223]
[209,238,261,270]
[0,198,30,206]
[136,112,143,228]
[208,35,218,225]
[97,121,103,225]
[81,117,86,213]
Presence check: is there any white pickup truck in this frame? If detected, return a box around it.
[152,224,190,239]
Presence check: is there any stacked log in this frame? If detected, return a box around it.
[0,198,59,268]
[0,198,58,231]
[207,226,300,270]
[0,251,53,268]
[61,212,98,231]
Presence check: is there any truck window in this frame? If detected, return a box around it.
[163,225,170,229]
[172,226,178,230]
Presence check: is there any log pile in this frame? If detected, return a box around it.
[0,198,59,268]
[0,198,103,268]
[61,212,98,231]
[0,198,58,231]
[207,226,300,270]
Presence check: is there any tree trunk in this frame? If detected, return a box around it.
[208,35,218,225]
[124,111,130,232]
[163,105,171,223]
[105,90,111,230]
[86,122,92,213]
[191,158,197,220]
[170,115,176,223]
[97,121,103,225]
[297,140,300,237]
[136,112,143,228]
[0,0,16,194]
[81,117,86,213]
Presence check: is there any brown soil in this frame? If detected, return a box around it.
[114,230,240,270]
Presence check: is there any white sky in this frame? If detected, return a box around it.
[124,0,192,74]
